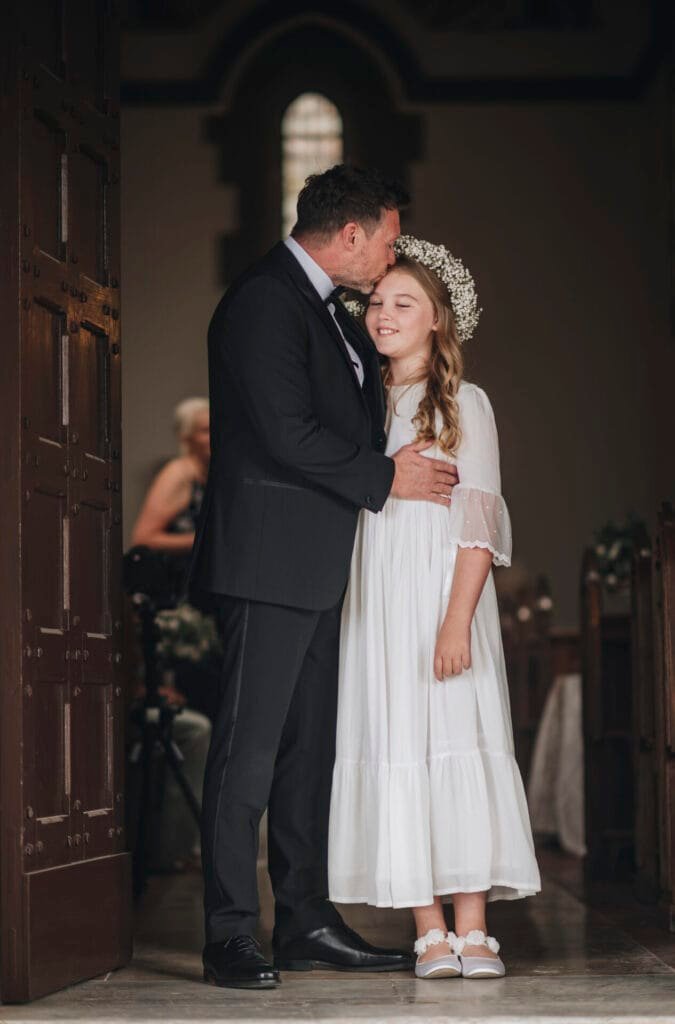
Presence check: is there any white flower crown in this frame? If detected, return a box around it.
[343,234,481,344]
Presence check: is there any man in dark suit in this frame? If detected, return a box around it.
[190,166,458,989]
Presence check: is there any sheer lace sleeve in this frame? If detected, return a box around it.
[447,384,512,567]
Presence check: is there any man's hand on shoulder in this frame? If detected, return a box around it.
[390,441,458,507]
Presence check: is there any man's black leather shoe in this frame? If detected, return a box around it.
[203,935,280,989]
[274,923,414,972]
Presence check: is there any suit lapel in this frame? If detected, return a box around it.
[334,301,386,428]
[265,244,383,420]
[275,245,367,403]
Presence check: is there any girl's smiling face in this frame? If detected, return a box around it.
[365,268,438,369]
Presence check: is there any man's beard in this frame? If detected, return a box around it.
[338,275,377,295]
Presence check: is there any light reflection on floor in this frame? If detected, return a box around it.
[2,851,674,1022]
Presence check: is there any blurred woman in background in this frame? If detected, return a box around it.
[132,396,210,562]
[128,397,215,873]
[131,396,219,722]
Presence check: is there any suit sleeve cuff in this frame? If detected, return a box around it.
[362,455,395,513]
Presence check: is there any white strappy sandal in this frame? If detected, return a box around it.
[413,929,461,979]
[454,930,505,978]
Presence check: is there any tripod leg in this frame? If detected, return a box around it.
[161,733,202,826]
[133,718,157,897]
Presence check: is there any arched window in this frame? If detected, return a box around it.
[281,92,343,237]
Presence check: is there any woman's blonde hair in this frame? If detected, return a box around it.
[173,397,209,454]
[381,256,464,456]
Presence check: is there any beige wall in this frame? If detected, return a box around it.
[120,76,672,627]
[409,83,673,623]
[121,106,237,519]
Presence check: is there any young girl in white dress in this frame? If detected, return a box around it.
[328,237,541,980]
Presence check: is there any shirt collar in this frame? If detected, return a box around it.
[284,236,334,302]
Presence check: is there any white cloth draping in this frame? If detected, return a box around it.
[527,672,586,858]
[328,382,541,907]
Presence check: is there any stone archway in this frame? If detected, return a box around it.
[205,20,423,282]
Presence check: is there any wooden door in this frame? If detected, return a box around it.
[0,0,130,1002]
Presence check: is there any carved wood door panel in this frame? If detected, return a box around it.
[0,0,130,1002]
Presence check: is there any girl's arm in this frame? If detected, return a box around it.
[435,385,511,681]
[434,547,493,680]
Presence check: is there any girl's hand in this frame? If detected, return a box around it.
[434,618,471,681]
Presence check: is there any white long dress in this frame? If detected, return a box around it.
[328,380,541,908]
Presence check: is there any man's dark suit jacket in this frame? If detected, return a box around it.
[189,242,395,611]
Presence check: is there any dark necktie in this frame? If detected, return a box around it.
[326,289,363,384]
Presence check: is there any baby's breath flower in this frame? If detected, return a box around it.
[342,235,481,344]
[343,298,365,318]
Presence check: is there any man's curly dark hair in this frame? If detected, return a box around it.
[292,164,409,241]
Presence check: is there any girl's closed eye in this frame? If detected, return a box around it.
[368,300,410,307]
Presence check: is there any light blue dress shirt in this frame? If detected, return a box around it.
[284,236,365,387]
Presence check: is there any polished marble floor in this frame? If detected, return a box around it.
[2,853,674,1023]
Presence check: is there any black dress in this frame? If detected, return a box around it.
[168,477,220,721]
[167,477,204,588]
[168,477,205,537]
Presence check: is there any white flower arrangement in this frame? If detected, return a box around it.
[342,234,481,344]
[154,602,222,667]
[592,517,647,594]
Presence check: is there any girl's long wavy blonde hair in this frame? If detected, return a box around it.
[381,255,464,456]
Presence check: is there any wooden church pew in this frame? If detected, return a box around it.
[500,576,556,786]
[653,502,675,930]
[631,523,660,902]
[581,547,634,881]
